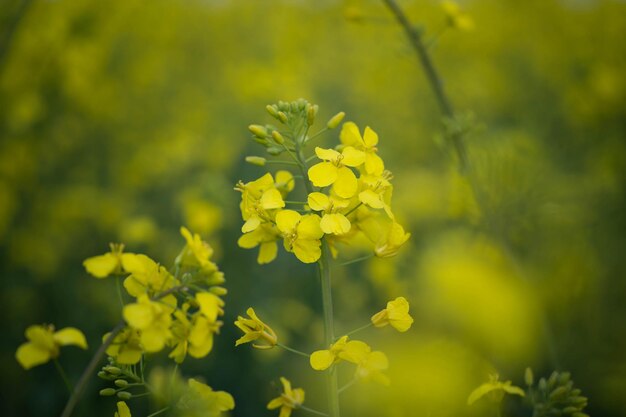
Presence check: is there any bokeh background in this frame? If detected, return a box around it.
[1,0,625,416]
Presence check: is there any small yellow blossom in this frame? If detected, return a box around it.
[178,378,235,417]
[308,146,365,198]
[121,254,179,298]
[237,223,281,264]
[468,373,525,405]
[169,303,223,363]
[358,171,394,218]
[267,377,305,417]
[83,243,127,278]
[371,296,414,332]
[340,122,384,175]
[105,327,143,365]
[441,0,474,31]
[114,401,131,417]
[178,227,218,274]
[310,336,371,370]
[237,173,287,233]
[274,170,295,196]
[16,324,87,369]
[374,222,411,258]
[276,210,324,263]
[234,307,277,349]
[307,192,351,235]
[123,294,175,353]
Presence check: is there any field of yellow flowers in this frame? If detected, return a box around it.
[1,1,625,416]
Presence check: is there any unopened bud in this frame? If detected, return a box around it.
[266,104,279,118]
[272,130,285,144]
[99,388,116,396]
[307,104,318,126]
[248,124,268,138]
[97,371,111,380]
[210,286,228,296]
[278,112,288,124]
[114,379,129,388]
[103,366,121,375]
[117,391,132,400]
[327,111,346,129]
[549,386,568,401]
[524,367,534,386]
[245,156,266,166]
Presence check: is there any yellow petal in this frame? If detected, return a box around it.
[83,253,118,278]
[196,292,224,321]
[467,382,499,405]
[275,170,295,193]
[141,328,168,352]
[364,152,384,176]
[340,340,371,363]
[341,146,366,167]
[276,210,301,233]
[308,162,338,187]
[267,397,283,410]
[502,383,526,397]
[363,126,379,146]
[25,325,55,349]
[293,239,321,263]
[359,189,384,209]
[333,166,358,198]
[315,147,341,161]
[16,342,51,369]
[258,241,277,264]
[260,188,285,210]
[238,230,261,249]
[307,192,329,211]
[123,302,153,330]
[115,401,131,417]
[241,216,261,233]
[339,121,361,147]
[310,350,335,370]
[297,215,324,240]
[320,213,351,235]
[53,328,88,349]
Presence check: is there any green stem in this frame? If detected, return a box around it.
[146,408,170,417]
[54,358,74,395]
[338,254,373,267]
[266,160,300,166]
[343,202,362,218]
[342,322,373,339]
[338,378,357,395]
[277,342,310,358]
[300,404,329,416]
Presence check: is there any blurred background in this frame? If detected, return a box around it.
[1,0,625,416]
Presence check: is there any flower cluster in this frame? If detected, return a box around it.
[237,100,410,265]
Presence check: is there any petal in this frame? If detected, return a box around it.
[359,189,385,209]
[141,328,169,352]
[53,328,88,349]
[310,350,335,370]
[241,216,261,233]
[467,383,499,405]
[333,167,358,198]
[25,325,55,349]
[339,122,362,147]
[275,170,295,193]
[363,126,379,147]
[116,402,131,417]
[293,239,321,263]
[261,188,285,210]
[16,342,51,369]
[320,213,351,235]
[258,241,277,264]
[267,397,283,410]
[315,147,341,161]
[341,146,366,167]
[390,315,414,332]
[83,253,118,278]
[214,391,236,411]
[307,192,329,211]
[123,303,153,330]
[297,215,324,239]
[340,340,371,363]
[196,292,224,321]
[364,153,384,176]
[308,162,338,187]
[276,210,301,233]
[238,230,261,249]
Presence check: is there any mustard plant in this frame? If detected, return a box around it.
[235,98,413,417]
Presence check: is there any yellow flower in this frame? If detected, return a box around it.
[310,336,370,370]
[234,307,277,349]
[121,254,179,298]
[267,377,305,417]
[123,294,175,353]
[275,210,324,263]
[114,401,131,417]
[308,146,365,198]
[83,243,127,278]
[340,122,384,175]
[374,222,411,258]
[358,171,394,218]
[16,324,87,370]
[169,301,223,363]
[441,0,474,31]
[236,173,287,233]
[468,374,525,405]
[178,378,235,417]
[353,350,390,386]
[104,327,143,365]
[237,223,281,264]
[178,227,218,274]
[307,192,351,235]
[371,297,414,332]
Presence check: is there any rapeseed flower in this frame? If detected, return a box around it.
[123,294,175,353]
[267,377,304,417]
[340,122,384,175]
[275,210,324,263]
[121,254,179,298]
[310,336,372,370]
[234,307,277,349]
[371,296,414,332]
[237,223,281,264]
[178,227,218,274]
[104,327,143,365]
[374,222,411,258]
[237,173,287,233]
[353,350,390,385]
[307,192,351,235]
[358,171,394,218]
[83,243,127,278]
[177,378,235,417]
[441,0,474,31]
[16,324,87,369]
[169,303,222,363]
[114,401,131,417]
[308,146,365,198]
[467,373,525,405]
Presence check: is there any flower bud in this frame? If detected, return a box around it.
[272,130,285,144]
[549,386,568,401]
[117,391,132,400]
[99,388,116,396]
[306,104,317,126]
[103,366,121,375]
[248,124,268,138]
[210,286,228,296]
[524,367,533,386]
[98,371,112,380]
[114,379,129,388]
[266,104,279,118]
[245,156,266,166]
[327,112,346,129]
[278,112,288,124]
